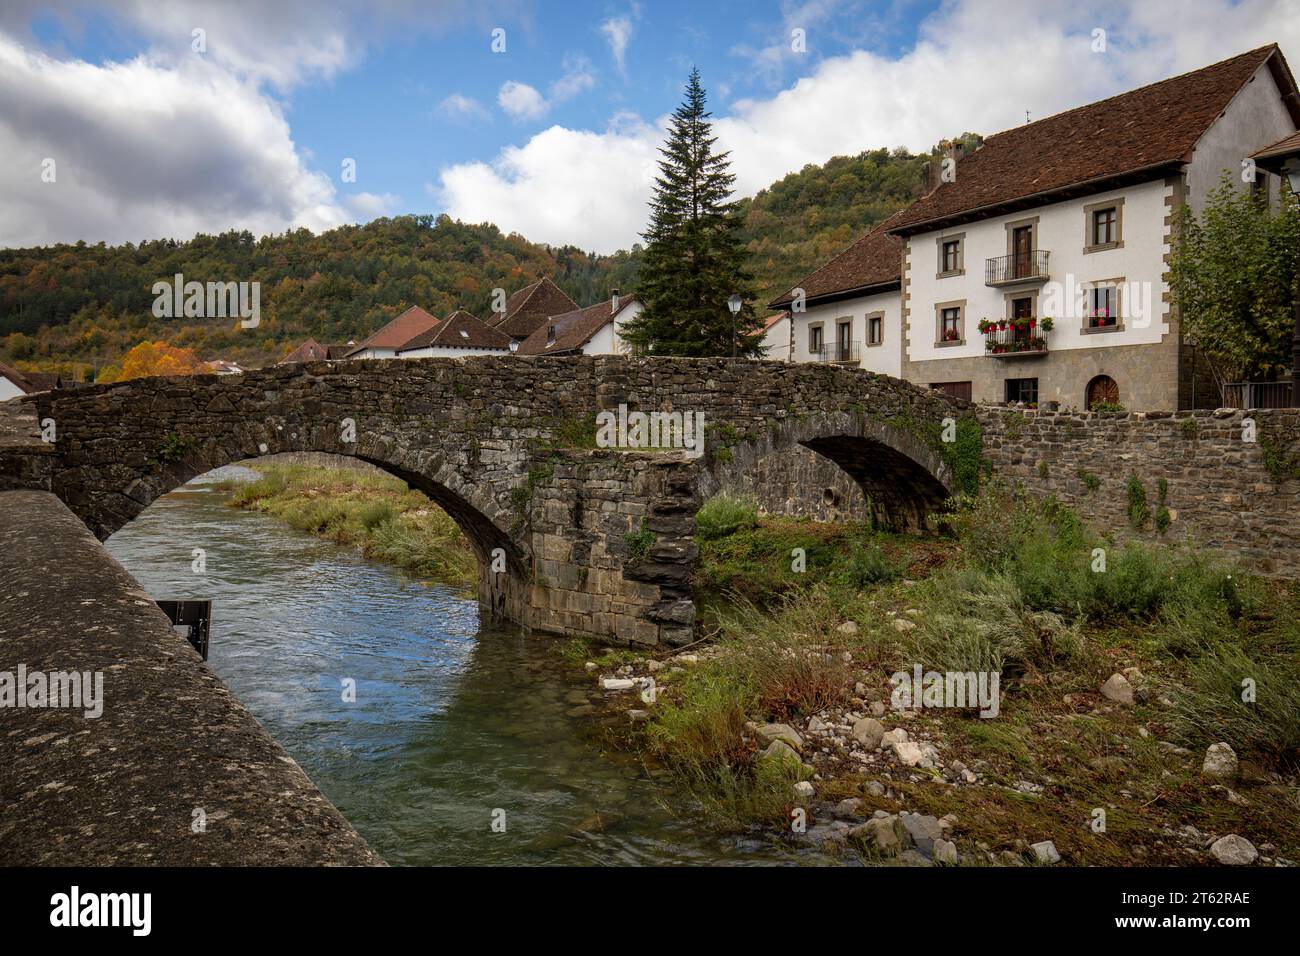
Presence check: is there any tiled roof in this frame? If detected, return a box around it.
[0,361,61,393]
[769,221,903,307]
[887,45,1295,235]
[396,310,512,351]
[516,296,639,355]
[281,339,355,363]
[750,311,790,336]
[1253,129,1300,160]
[489,277,580,339]
[346,306,440,355]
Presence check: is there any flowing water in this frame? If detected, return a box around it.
[105,466,819,866]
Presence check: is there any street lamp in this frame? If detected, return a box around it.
[727,294,743,360]
[1252,134,1300,407]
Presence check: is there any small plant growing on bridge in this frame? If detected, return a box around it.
[1076,469,1101,493]
[158,433,194,463]
[1127,476,1150,530]
[1179,417,1200,440]
[624,520,655,562]
[1258,419,1300,482]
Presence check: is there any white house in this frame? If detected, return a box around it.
[394,309,513,359]
[772,43,1300,411]
[516,294,643,356]
[753,311,792,361]
[0,362,62,400]
[345,305,441,360]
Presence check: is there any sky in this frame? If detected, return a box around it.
[2,0,1298,254]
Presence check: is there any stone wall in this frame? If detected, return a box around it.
[979,406,1300,576]
[0,489,383,865]
[0,357,963,647]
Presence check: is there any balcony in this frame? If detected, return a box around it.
[979,319,1051,358]
[985,250,1051,286]
[813,342,860,364]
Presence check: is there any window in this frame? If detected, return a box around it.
[940,307,961,342]
[1083,198,1123,252]
[809,324,823,355]
[1091,207,1117,246]
[1005,377,1038,405]
[867,314,883,347]
[936,233,965,277]
[930,381,972,401]
[546,324,556,345]
[1088,285,1117,328]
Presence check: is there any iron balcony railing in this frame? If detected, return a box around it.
[813,342,860,364]
[1221,381,1295,409]
[983,325,1049,357]
[985,250,1051,285]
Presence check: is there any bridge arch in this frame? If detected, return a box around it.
[699,411,955,531]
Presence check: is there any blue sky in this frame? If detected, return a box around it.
[1,1,1296,252]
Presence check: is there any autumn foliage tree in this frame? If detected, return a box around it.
[102,341,206,382]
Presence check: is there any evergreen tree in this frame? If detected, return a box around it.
[622,69,761,357]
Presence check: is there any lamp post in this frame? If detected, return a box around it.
[1253,136,1300,407]
[727,294,743,360]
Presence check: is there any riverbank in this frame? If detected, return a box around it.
[217,462,476,587]
[571,488,1300,867]
[217,462,1300,866]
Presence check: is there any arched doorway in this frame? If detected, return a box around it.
[1086,374,1119,410]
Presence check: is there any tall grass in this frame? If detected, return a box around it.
[225,464,476,585]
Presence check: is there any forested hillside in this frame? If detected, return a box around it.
[1,137,975,379]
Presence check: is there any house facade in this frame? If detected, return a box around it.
[773,44,1300,411]
[345,305,441,360]
[516,295,643,356]
[394,309,513,359]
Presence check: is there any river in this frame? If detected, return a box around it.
[105,466,817,866]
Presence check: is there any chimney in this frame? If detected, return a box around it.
[611,288,620,314]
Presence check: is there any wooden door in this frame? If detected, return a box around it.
[1012,226,1032,277]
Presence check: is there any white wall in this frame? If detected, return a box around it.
[759,315,791,361]
[905,178,1171,364]
[0,378,25,401]
[581,301,643,355]
[790,289,902,376]
[397,345,509,359]
[349,347,397,360]
[1187,61,1296,212]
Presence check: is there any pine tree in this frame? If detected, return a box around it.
[622,69,761,357]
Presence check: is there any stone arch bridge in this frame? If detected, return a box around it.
[0,357,965,646]
[2,356,1296,646]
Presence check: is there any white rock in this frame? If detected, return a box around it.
[893,741,925,766]
[892,618,917,633]
[1030,840,1061,864]
[880,728,909,748]
[807,716,828,733]
[837,621,860,636]
[1210,834,1258,866]
[1100,673,1134,705]
[600,678,635,691]
[793,781,815,800]
[1202,742,1239,780]
[851,717,885,750]
[933,838,959,865]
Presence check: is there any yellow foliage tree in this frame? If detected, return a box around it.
[117,341,207,381]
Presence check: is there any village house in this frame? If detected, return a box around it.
[344,305,441,360]
[0,361,63,401]
[487,276,580,344]
[279,339,356,364]
[772,44,1300,410]
[516,293,643,357]
[753,311,793,361]
[394,309,514,359]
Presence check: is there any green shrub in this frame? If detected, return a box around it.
[834,540,899,587]
[695,493,759,539]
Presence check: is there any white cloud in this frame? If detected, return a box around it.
[497,80,549,122]
[439,0,1300,252]
[439,92,490,121]
[600,15,634,73]
[344,192,402,219]
[0,33,348,247]
[432,116,662,252]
